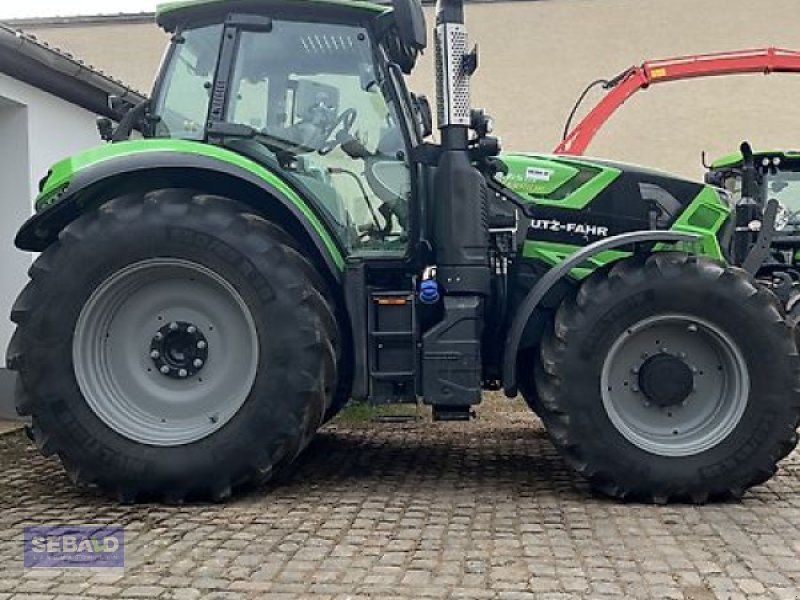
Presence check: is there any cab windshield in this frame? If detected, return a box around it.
[765,170,800,230]
[723,168,800,232]
[151,19,412,255]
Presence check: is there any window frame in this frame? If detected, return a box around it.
[149,22,226,141]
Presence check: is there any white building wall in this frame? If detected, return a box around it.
[0,73,100,355]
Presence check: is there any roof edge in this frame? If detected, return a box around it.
[0,22,147,119]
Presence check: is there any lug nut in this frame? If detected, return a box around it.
[178,369,188,378]
[687,324,698,333]
[631,385,640,393]
[169,322,179,331]
[150,350,161,360]
[193,359,204,369]
[187,326,197,334]
[160,366,170,375]
[197,341,207,350]
[154,332,163,341]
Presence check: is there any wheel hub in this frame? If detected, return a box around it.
[638,352,694,408]
[150,321,209,379]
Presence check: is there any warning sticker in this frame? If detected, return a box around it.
[525,167,553,182]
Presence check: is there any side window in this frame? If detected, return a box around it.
[152,24,223,140]
[230,79,269,129]
[225,21,412,255]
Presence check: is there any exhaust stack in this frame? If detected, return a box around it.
[430,0,487,295]
[434,0,472,148]
[422,0,488,409]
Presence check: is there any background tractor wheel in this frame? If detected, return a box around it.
[534,253,800,503]
[7,190,337,502]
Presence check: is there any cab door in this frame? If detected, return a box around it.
[215,15,415,257]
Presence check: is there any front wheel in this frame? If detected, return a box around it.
[8,190,337,502]
[535,253,800,503]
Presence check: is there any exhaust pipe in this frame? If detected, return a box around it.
[422,0,488,408]
[430,0,487,295]
[435,0,472,149]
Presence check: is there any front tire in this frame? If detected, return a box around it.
[8,190,337,502]
[535,253,800,503]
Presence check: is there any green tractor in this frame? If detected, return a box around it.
[8,0,800,504]
[706,144,800,322]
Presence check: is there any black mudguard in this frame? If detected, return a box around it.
[503,230,701,396]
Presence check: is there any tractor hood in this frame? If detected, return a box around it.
[495,152,730,262]
[496,153,707,209]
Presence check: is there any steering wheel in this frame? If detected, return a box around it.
[319,108,358,155]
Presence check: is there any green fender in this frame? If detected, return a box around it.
[18,139,346,276]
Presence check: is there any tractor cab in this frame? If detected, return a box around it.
[707,147,800,298]
[709,150,800,233]
[150,0,427,254]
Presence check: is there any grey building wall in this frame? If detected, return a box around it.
[19,0,800,180]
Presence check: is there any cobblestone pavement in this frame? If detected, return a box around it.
[1,397,799,600]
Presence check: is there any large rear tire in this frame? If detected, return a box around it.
[7,190,337,502]
[534,253,800,503]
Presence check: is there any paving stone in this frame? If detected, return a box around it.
[0,395,799,599]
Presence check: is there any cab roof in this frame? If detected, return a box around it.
[157,0,390,31]
[712,150,800,170]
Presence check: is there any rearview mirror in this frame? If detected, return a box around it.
[412,93,433,138]
[387,0,426,74]
[393,0,427,52]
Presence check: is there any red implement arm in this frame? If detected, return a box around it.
[555,47,800,156]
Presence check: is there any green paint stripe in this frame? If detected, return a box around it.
[498,153,621,210]
[522,240,631,280]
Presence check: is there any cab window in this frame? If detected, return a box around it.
[152,24,223,140]
[224,20,412,254]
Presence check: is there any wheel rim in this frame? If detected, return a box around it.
[73,258,259,446]
[600,314,749,457]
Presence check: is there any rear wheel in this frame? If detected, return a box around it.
[534,253,800,503]
[8,190,337,502]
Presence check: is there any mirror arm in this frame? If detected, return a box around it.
[111,99,150,143]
